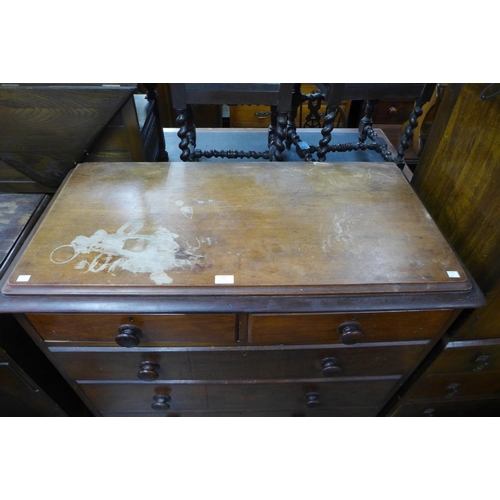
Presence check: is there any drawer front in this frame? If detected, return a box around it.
[425,341,500,375]
[80,379,398,413]
[81,383,207,413]
[101,408,378,417]
[403,371,500,401]
[50,343,427,381]
[249,310,451,345]
[27,314,237,346]
[230,105,275,128]
[371,99,416,124]
[0,364,65,417]
[391,397,500,417]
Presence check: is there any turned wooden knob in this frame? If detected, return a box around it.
[321,357,342,377]
[115,324,142,347]
[388,106,398,116]
[151,394,171,410]
[305,392,321,409]
[445,382,460,398]
[337,322,363,345]
[138,361,160,381]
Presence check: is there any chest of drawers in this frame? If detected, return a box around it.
[0,161,483,416]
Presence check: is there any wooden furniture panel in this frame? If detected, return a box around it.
[451,285,500,342]
[399,371,500,401]
[249,311,452,344]
[49,342,427,381]
[392,397,500,417]
[0,194,47,275]
[0,348,66,416]
[87,93,167,163]
[412,83,500,296]
[423,340,500,375]
[0,84,136,191]
[27,313,237,346]
[80,382,207,413]
[0,193,92,416]
[385,84,500,416]
[205,380,398,412]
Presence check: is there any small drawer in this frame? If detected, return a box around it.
[391,397,500,417]
[425,340,500,375]
[27,313,237,346]
[229,105,274,128]
[249,310,451,345]
[371,99,416,124]
[402,371,500,402]
[50,342,427,381]
[80,379,398,413]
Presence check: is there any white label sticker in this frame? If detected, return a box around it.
[447,271,460,278]
[215,275,234,284]
[16,275,31,282]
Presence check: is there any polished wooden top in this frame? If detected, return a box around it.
[2,161,470,296]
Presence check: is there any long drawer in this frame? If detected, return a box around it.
[101,408,378,417]
[80,379,399,413]
[50,342,428,381]
[249,310,451,345]
[27,314,237,346]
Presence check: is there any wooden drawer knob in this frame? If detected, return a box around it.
[305,392,321,409]
[337,321,363,345]
[138,361,160,381]
[445,382,460,398]
[115,324,142,347]
[321,357,342,377]
[151,394,171,411]
[472,354,490,372]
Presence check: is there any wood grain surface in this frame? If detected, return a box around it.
[0,194,43,264]
[3,161,470,295]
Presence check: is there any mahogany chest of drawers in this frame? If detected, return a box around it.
[0,161,483,416]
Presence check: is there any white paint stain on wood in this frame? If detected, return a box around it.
[49,221,204,285]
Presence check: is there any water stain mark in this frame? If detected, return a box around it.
[49,221,205,285]
[0,201,18,224]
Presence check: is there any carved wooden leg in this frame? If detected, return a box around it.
[395,84,437,167]
[286,84,302,149]
[175,108,191,162]
[268,105,278,149]
[358,99,378,142]
[144,84,168,161]
[317,106,337,162]
[272,112,288,161]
